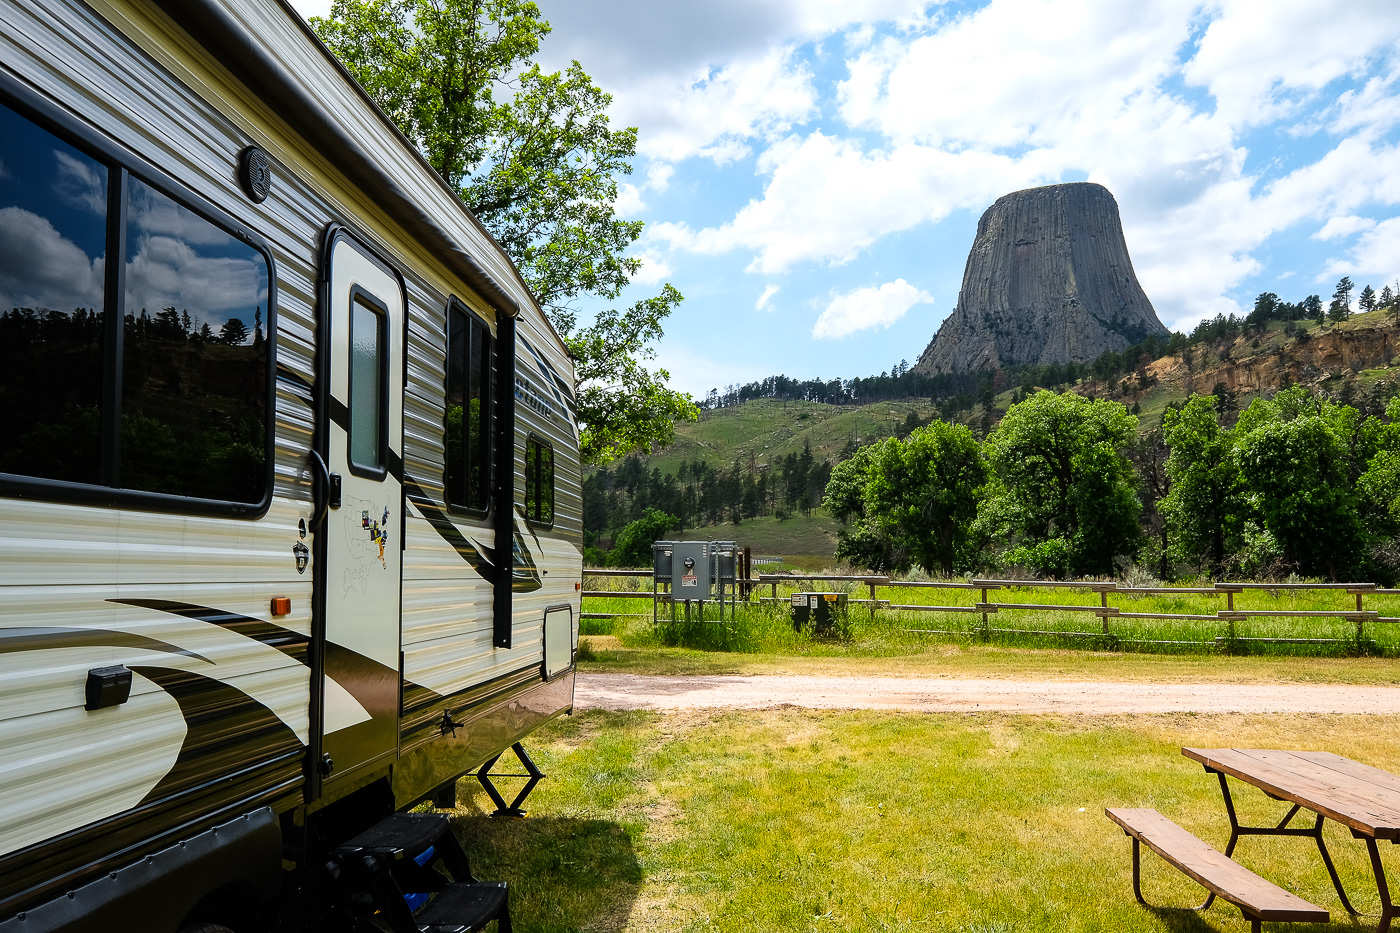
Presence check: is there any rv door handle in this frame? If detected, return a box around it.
[309,450,331,529]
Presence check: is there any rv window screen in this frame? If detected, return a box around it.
[0,97,272,511]
[444,301,492,512]
[349,293,386,474]
[525,436,554,526]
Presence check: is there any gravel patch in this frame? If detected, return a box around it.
[575,673,1400,715]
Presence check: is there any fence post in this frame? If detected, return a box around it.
[1100,588,1109,635]
[1357,589,1366,650]
[868,578,877,621]
[1226,588,1236,647]
[980,584,989,641]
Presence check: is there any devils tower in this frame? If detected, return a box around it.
[914,182,1166,374]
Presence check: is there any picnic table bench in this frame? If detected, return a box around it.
[1106,808,1327,932]
[1109,747,1400,931]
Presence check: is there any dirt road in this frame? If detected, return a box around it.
[575,673,1400,715]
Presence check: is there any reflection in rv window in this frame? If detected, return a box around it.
[0,100,107,485]
[349,294,385,472]
[525,437,554,525]
[121,176,269,501]
[445,302,491,511]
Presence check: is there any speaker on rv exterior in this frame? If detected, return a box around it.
[239,145,272,202]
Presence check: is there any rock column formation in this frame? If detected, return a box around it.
[914,182,1167,374]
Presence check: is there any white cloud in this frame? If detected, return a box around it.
[755,284,779,311]
[614,183,646,217]
[628,251,673,286]
[1323,217,1400,285]
[813,279,932,339]
[54,151,106,215]
[125,234,267,330]
[0,206,104,313]
[625,48,819,164]
[651,132,1053,273]
[645,163,675,192]
[1313,215,1377,241]
[1184,0,1400,129]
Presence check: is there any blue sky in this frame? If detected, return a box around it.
[293,0,1400,400]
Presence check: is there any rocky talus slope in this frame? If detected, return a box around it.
[916,182,1167,374]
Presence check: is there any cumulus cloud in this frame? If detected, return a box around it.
[0,206,104,313]
[813,279,932,339]
[1184,0,1400,129]
[54,151,107,215]
[755,284,779,311]
[1323,217,1400,284]
[125,234,267,330]
[627,251,673,286]
[1314,215,1377,241]
[614,183,646,217]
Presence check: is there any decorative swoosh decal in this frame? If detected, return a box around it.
[109,599,308,664]
[404,477,490,573]
[128,666,303,804]
[0,626,209,662]
[403,476,542,591]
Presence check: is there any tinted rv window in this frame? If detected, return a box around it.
[445,301,492,512]
[121,176,269,501]
[349,292,386,473]
[525,436,554,526]
[0,102,108,485]
[0,97,274,512]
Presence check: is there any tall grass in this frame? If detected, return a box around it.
[581,576,1400,657]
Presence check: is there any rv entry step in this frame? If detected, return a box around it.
[331,812,511,932]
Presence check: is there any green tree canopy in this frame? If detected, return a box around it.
[313,0,695,463]
[863,421,988,575]
[978,390,1142,577]
[1161,395,1246,574]
[823,441,909,574]
[608,507,676,568]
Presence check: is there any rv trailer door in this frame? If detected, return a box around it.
[315,230,405,792]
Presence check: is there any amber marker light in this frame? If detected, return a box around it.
[271,597,292,616]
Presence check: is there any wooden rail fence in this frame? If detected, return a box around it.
[582,569,1400,647]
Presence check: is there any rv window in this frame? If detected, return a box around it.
[0,96,274,512]
[348,292,387,474]
[120,175,270,501]
[444,300,492,512]
[0,101,108,486]
[525,436,554,526]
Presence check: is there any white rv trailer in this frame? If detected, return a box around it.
[0,0,583,929]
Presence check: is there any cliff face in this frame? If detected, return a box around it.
[914,182,1167,375]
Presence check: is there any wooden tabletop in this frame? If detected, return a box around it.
[1183,748,1400,840]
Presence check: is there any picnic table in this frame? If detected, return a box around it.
[1183,747,1400,931]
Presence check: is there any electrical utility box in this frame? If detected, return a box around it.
[791,592,848,635]
[671,541,711,596]
[652,540,742,622]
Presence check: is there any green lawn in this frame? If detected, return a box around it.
[451,708,1400,932]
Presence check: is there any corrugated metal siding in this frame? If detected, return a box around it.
[0,0,583,914]
[0,0,316,912]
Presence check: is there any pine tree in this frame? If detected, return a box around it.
[1359,284,1378,314]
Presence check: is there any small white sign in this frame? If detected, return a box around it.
[681,574,698,587]
[790,594,804,607]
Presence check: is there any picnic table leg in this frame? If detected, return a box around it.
[1312,814,1359,915]
[1127,833,1233,916]
[1363,835,1395,932]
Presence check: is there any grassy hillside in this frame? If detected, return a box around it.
[644,397,941,475]
[681,508,842,570]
